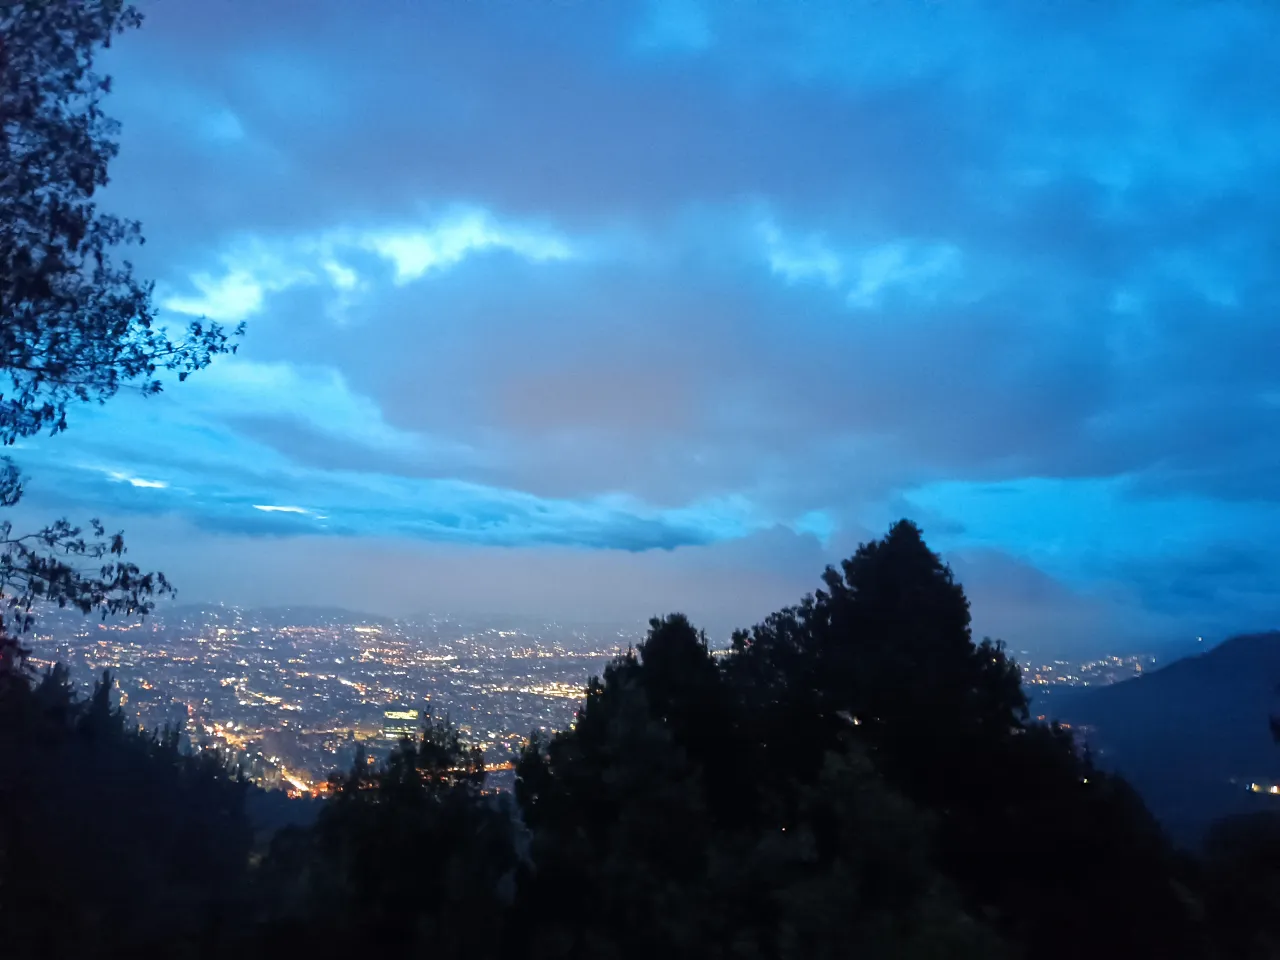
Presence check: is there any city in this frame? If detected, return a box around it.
[22,605,1156,797]
[24,605,637,796]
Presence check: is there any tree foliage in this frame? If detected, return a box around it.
[512,612,1002,959]
[0,462,170,635]
[0,0,241,642]
[0,0,240,445]
[1202,811,1280,959]
[250,716,519,957]
[0,666,251,959]
[726,521,1204,960]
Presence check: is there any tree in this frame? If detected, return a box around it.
[0,7,246,946]
[1203,811,1280,959]
[514,673,714,958]
[0,666,252,958]
[735,742,1002,960]
[512,614,1002,959]
[251,716,519,958]
[0,0,240,641]
[0,461,172,637]
[728,520,1207,960]
[0,0,240,443]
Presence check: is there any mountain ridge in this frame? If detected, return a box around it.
[1051,631,1280,845]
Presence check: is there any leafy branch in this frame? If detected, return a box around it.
[0,459,170,642]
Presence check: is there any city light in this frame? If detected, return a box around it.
[25,606,1178,799]
[25,607,633,794]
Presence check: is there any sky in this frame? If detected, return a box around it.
[14,0,1280,652]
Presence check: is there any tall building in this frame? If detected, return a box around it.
[382,708,420,741]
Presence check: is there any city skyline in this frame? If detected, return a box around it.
[26,603,1155,797]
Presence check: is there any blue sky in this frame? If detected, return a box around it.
[18,0,1280,649]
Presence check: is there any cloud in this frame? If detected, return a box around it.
[159,208,577,323]
[950,548,1188,658]
[106,471,169,490]
[359,211,573,284]
[161,269,269,323]
[758,219,844,287]
[199,108,246,143]
[757,215,962,307]
[182,358,437,458]
[14,384,780,553]
[9,0,1268,649]
[902,477,1280,632]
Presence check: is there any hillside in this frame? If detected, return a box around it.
[1051,632,1280,845]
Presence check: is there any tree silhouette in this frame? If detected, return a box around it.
[512,611,1003,959]
[0,0,241,643]
[0,666,251,958]
[726,520,1206,960]
[0,0,241,444]
[0,12,250,947]
[250,715,519,957]
[1203,810,1280,959]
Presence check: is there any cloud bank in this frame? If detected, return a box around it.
[21,0,1277,649]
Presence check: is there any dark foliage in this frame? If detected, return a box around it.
[512,614,1001,959]
[1202,811,1280,959]
[248,717,520,957]
[0,461,173,636]
[728,521,1205,960]
[0,0,241,445]
[0,665,252,959]
[0,0,241,641]
[508,525,1213,959]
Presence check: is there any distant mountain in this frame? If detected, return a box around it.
[1051,632,1280,846]
[153,603,389,626]
[240,605,389,625]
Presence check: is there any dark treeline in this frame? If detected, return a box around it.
[3,521,1280,959]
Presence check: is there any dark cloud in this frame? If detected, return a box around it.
[14,0,1276,649]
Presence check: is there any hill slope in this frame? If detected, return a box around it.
[1051,632,1280,845]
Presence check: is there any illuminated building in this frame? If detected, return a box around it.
[383,708,420,741]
